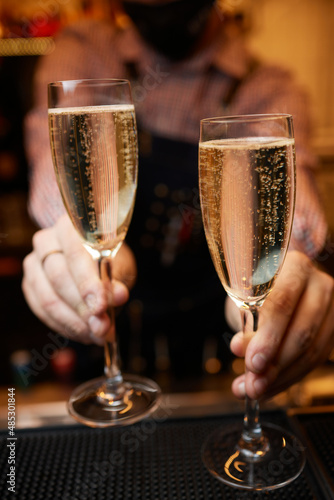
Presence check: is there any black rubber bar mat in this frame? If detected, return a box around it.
[0,410,332,499]
[292,411,334,500]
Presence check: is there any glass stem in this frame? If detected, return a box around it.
[98,256,123,388]
[239,306,268,459]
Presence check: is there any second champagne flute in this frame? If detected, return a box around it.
[48,79,161,427]
[199,114,305,490]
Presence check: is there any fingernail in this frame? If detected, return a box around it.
[238,382,246,397]
[254,377,268,396]
[88,315,104,336]
[86,293,98,311]
[251,353,267,372]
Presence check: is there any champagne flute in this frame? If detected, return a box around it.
[48,79,161,427]
[199,114,305,490]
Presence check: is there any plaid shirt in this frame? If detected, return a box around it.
[25,18,327,257]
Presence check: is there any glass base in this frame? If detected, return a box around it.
[202,423,305,491]
[68,374,161,427]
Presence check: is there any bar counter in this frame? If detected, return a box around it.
[0,366,333,499]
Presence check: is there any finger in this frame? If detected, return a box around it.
[230,332,245,357]
[54,216,108,315]
[225,296,241,332]
[32,226,62,258]
[246,270,333,399]
[41,251,92,318]
[268,269,333,370]
[23,250,113,344]
[22,253,93,343]
[33,224,100,318]
[246,292,334,400]
[110,280,130,307]
[41,251,129,322]
[232,292,334,401]
[230,309,257,357]
[113,243,137,289]
[231,374,246,399]
[35,219,128,312]
[252,326,334,401]
[245,252,313,374]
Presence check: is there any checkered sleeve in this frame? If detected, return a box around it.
[25,108,65,228]
[287,90,328,258]
[24,19,121,228]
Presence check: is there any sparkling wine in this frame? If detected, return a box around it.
[49,104,138,253]
[199,137,295,306]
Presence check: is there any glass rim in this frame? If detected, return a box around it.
[48,78,130,88]
[200,113,293,125]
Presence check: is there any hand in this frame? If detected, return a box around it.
[22,214,136,345]
[229,250,334,400]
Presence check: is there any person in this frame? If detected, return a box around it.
[22,0,333,398]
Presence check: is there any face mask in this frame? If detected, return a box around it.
[122,0,215,61]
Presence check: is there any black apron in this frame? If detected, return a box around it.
[119,129,232,377]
